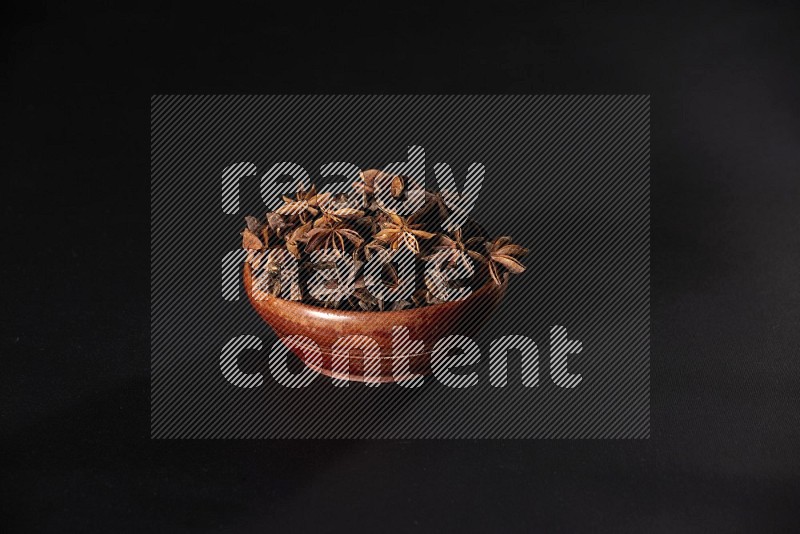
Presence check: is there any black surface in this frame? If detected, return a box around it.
[4,1,799,531]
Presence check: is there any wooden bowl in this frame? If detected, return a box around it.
[243,263,507,382]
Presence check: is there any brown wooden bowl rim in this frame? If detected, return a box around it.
[243,262,506,320]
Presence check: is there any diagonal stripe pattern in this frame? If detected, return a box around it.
[151,95,650,439]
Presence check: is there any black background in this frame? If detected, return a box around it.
[4,0,799,531]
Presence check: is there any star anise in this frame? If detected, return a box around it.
[356,214,382,236]
[284,220,313,258]
[304,223,364,253]
[241,215,270,250]
[352,169,382,207]
[240,178,528,310]
[423,190,451,220]
[244,215,261,234]
[314,203,365,228]
[275,184,332,223]
[432,228,483,269]
[265,211,288,239]
[347,275,378,311]
[362,239,388,260]
[256,255,281,295]
[390,175,405,198]
[252,250,302,300]
[468,236,528,285]
[373,209,436,254]
[411,287,443,307]
[241,228,265,250]
[354,169,413,203]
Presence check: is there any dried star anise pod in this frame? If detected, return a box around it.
[266,211,288,239]
[355,214,382,236]
[420,190,451,221]
[389,300,413,311]
[241,176,527,311]
[315,203,365,228]
[253,252,290,297]
[275,184,332,223]
[411,287,443,307]
[284,220,312,258]
[304,223,364,253]
[355,169,416,202]
[361,239,388,260]
[348,276,379,311]
[242,214,269,248]
[390,175,405,198]
[252,216,271,247]
[352,169,382,207]
[468,236,528,285]
[432,228,484,269]
[373,209,436,254]
[244,215,261,233]
[241,227,265,250]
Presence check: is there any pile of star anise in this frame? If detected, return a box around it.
[241,170,528,311]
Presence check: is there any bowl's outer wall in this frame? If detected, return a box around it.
[243,264,507,380]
